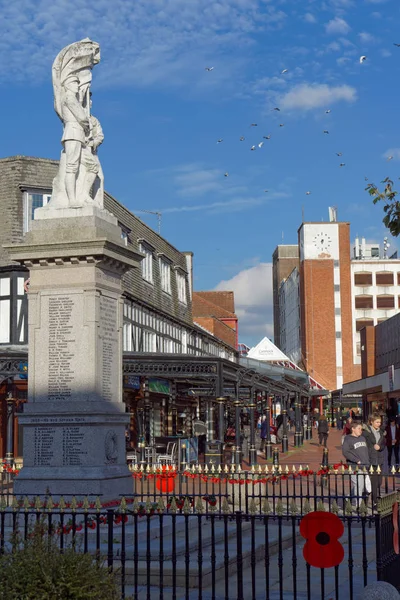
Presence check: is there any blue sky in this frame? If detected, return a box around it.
[0,0,399,347]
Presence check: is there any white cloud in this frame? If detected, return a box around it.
[303,12,317,23]
[279,82,357,111]
[325,17,351,35]
[383,148,400,161]
[214,263,274,344]
[365,0,389,3]
[0,0,288,88]
[381,49,392,58]
[358,32,375,44]
[163,197,266,214]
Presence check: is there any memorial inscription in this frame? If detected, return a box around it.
[100,295,118,401]
[48,296,77,401]
[34,426,56,466]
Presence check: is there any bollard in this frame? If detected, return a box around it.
[321,447,329,488]
[322,447,329,468]
[272,448,279,473]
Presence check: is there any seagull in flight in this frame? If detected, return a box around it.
[323,130,329,134]
[339,163,346,167]
[263,134,271,140]
[325,109,331,114]
[258,142,264,148]
[359,55,367,64]
[250,123,258,127]
[205,66,214,71]
[281,69,288,75]
[217,139,223,144]
[239,136,245,141]
[387,155,394,161]
[336,152,342,157]
[250,145,256,151]
[272,107,281,112]
[279,123,285,127]
[306,191,311,195]
[264,189,269,193]
[394,43,400,47]
[224,172,229,177]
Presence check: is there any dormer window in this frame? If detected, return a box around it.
[118,222,131,246]
[23,191,51,233]
[138,242,153,284]
[158,255,171,294]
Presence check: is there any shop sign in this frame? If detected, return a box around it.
[123,375,141,390]
[389,365,395,392]
[149,378,170,394]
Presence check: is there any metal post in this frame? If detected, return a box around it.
[5,392,15,467]
[294,392,302,447]
[216,397,226,441]
[208,401,215,441]
[265,396,272,460]
[306,397,312,440]
[272,448,279,474]
[234,398,242,467]
[281,395,289,453]
[248,396,257,467]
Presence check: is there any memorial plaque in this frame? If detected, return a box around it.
[99,295,118,401]
[47,295,78,401]
[34,426,57,466]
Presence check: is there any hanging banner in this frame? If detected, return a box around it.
[123,375,141,390]
[149,378,171,394]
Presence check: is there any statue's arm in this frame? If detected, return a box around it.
[65,91,89,130]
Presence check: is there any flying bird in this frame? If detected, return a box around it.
[264,189,269,193]
[365,176,369,181]
[205,66,214,71]
[325,109,331,114]
[387,156,394,161]
[250,145,256,151]
[359,55,367,63]
[336,152,342,156]
[323,130,329,134]
[394,43,400,47]
[272,107,281,112]
[279,123,285,127]
[224,172,229,177]
[239,136,245,141]
[281,69,288,74]
[306,191,311,195]
[250,123,258,127]
[217,139,223,144]
[263,134,271,140]
[258,142,264,148]
[339,163,346,167]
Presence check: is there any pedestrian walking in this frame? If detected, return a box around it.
[363,413,386,508]
[260,415,267,451]
[337,407,343,431]
[386,416,400,468]
[318,415,329,447]
[342,422,371,507]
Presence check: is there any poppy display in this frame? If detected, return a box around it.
[300,511,344,569]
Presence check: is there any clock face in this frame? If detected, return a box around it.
[313,232,332,252]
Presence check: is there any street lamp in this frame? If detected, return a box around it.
[5,392,16,468]
[248,392,257,467]
[281,394,289,453]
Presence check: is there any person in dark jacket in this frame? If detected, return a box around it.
[318,415,329,447]
[386,416,400,468]
[260,416,267,451]
[363,413,386,507]
[342,422,371,507]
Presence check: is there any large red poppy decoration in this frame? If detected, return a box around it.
[155,467,177,493]
[393,502,399,555]
[300,512,344,569]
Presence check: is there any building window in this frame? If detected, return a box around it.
[334,284,340,292]
[376,272,394,286]
[159,258,171,294]
[118,222,130,246]
[356,318,374,331]
[0,274,27,345]
[139,243,153,283]
[23,191,51,233]
[176,272,187,304]
[371,247,380,258]
[354,272,372,286]
[376,295,395,309]
[355,295,373,309]
[335,332,341,339]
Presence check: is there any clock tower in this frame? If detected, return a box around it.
[298,221,354,391]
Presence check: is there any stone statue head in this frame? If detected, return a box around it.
[52,39,100,121]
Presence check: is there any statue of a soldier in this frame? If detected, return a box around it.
[49,38,104,209]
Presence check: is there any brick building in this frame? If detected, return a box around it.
[273,212,400,392]
[192,291,238,349]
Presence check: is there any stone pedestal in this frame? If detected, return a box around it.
[6,206,143,499]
